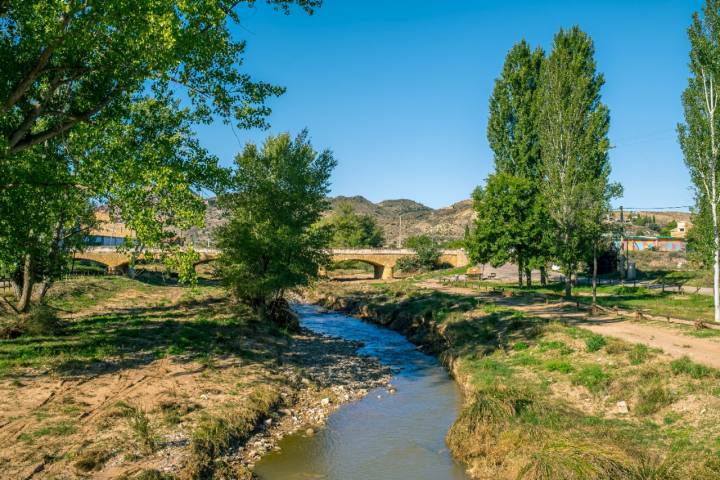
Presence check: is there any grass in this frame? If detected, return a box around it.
[115,401,157,455]
[314,280,720,479]
[635,384,675,416]
[572,364,611,393]
[18,421,77,443]
[0,278,265,377]
[670,356,717,379]
[183,386,282,479]
[584,334,606,353]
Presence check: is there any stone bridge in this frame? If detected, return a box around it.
[328,248,469,279]
[74,247,470,280]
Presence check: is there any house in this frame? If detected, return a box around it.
[671,221,692,239]
[618,236,685,253]
[85,211,134,246]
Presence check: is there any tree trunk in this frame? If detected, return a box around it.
[525,268,532,287]
[517,260,523,287]
[592,240,598,308]
[713,200,720,323]
[16,254,33,313]
[540,266,547,286]
[564,269,572,299]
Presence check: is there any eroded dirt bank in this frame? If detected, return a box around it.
[306,281,720,479]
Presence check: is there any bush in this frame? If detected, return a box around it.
[572,365,611,393]
[3,304,66,338]
[396,235,441,272]
[635,384,674,415]
[544,359,574,374]
[585,334,606,353]
[670,356,715,379]
[629,344,649,365]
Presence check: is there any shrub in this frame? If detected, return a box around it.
[20,304,65,336]
[74,447,113,473]
[635,384,675,415]
[572,365,611,393]
[629,344,649,365]
[585,334,606,353]
[115,402,156,454]
[544,359,574,374]
[670,356,715,379]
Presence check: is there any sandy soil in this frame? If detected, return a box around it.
[0,285,390,479]
[416,279,720,369]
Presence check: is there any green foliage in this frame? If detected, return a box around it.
[585,334,606,353]
[670,356,715,379]
[572,364,611,393]
[629,344,650,365]
[469,41,551,285]
[537,26,618,297]
[162,247,201,286]
[678,0,720,321]
[115,402,157,455]
[396,235,442,272]
[0,0,319,155]
[215,131,335,322]
[544,359,574,374]
[1,0,318,312]
[323,202,384,248]
[513,341,530,351]
[635,384,675,415]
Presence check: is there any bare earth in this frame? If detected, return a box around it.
[417,279,720,369]
[0,283,390,479]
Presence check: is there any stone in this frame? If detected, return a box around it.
[617,401,629,414]
[305,428,315,436]
[320,397,330,406]
[264,418,272,426]
[388,387,397,394]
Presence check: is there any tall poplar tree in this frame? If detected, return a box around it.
[538,26,613,298]
[470,40,549,286]
[679,0,720,322]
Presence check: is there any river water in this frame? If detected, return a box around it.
[253,304,468,480]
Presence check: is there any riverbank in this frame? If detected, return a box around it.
[307,279,720,479]
[0,276,389,479]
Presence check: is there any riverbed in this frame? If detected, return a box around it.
[253,304,468,480]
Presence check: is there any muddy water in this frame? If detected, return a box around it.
[254,304,468,480]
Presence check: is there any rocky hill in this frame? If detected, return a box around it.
[186,196,476,247]
[327,196,474,246]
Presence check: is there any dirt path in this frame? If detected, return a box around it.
[416,279,720,369]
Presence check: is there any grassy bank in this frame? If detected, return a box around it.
[0,275,381,479]
[310,281,720,479]
[442,280,717,324]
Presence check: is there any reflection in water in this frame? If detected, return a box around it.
[254,305,468,480]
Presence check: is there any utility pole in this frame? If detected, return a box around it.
[620,205,628,280]
[397,214,403,248]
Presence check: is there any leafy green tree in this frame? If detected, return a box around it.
[537,26,614,298]
[679,0,720,322]
[469,173,547,286]
[215,131,335,326]
[487,40,544,178]
[324,202,384,248]
[396,235,442,272]
[470,40,550,286]
[0,0,319,156]
[0,97,226,312]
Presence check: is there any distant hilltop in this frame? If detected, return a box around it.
[179,199,693,247]
[182,196,475,247]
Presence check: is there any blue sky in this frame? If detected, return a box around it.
[195,0,701,209]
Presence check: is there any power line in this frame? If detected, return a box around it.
[619,206,693,211]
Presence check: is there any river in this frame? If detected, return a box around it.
[253,304,468,480]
